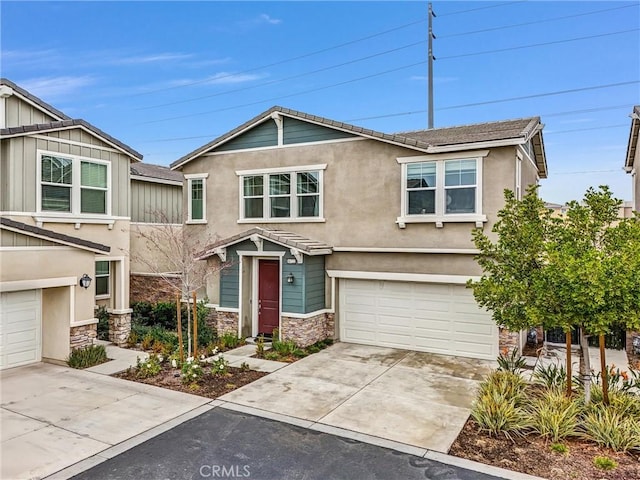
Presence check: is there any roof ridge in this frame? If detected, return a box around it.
[395,116,541,135]
[0,77,71,121]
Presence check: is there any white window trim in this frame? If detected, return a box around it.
[515,151,523,200]
[396,151,487,229]
[36,150,112,222]
[236,165,326,222]
[185,173,208,224]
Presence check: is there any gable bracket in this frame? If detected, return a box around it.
[250,234,263,251]
[213,247,227,262]
[290,248,304,264]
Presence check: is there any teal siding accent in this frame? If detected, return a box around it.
[219,248,240,308]
[218,237,326,315]
[215,120,278,152]
[304,256,326,313]
[283,117,355,145]
[282,252,304,314]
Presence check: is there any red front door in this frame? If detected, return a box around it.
[258,259,280,336]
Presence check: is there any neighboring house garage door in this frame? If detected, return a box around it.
[0,290,42,370]
[339,279,497,360]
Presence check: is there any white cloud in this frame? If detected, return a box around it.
[558,117,594,125]
[410,75,458,84]
[1,49,62,69]
[168,72,265,87]
[19,76,95,101]
[258,14,282,25]
[109,52,195,65]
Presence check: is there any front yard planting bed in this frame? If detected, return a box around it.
[449,350,640,480]
[115,362,267,399]
[450,420,640,480]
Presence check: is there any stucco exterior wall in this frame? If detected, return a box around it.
[181,139,525,252]
[326,252,481,276]
[634,143,640,211]
[42,287,73,361]
[129,223,182,275]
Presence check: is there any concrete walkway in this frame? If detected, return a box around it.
[220,343,494,453]
[85,340,148,375]
[206,344,288,373]
[524,345,632,377]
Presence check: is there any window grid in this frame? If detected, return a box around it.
[95,261,110,297]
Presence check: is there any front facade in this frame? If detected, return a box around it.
[172,106,547,360]
[0,78,141,368]
[625,105,640,212]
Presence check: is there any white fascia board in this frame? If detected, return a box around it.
[0,276,77,292]
[332,247,479,254]
[425,138,524,154]
[326,270,480,284]
[236,164,327,176]
[397,149,490,163]
[0,224,109,254]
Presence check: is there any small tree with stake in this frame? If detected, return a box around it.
[128,213,227,359]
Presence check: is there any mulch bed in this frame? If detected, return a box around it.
[114,364,268,399]
[450,419,640,480]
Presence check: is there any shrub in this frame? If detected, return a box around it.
[478,371,528,405]
[141,333,154,351]
[153,302,178,330]
[264,351,280,361]
[272,338,298,357]
[131,301,153,325]
[67,345,107,369]
[471,390,531,439]
[593,456,618,471]
[496,348,527,375]
[210,355,229,376]
[136,354,162,378]
[181,357,204,384]
[532,363,567,390]
[239,361,250,372]
[293,348,308,358]
[581,407,640,452]
[530,389,582,441]
[96,306,110,341]
[549,443,569,455]
[255,335,265,357]
[218,332,243,350]
[126,331,139,348]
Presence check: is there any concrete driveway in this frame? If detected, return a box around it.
[220,343,494,453]
[1,363,210,479]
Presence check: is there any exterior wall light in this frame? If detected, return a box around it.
[79,274,92,289]
[286,273,295,284]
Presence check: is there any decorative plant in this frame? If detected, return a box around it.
[496,347,527,375]
[67,345,108,369]
[181,356,204,384]
[210,355,229,376]
[136,354,162,378]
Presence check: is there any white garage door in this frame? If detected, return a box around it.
[339,279,497,360]
[0,290,42,370]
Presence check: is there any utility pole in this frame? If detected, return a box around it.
[428,2,436,129]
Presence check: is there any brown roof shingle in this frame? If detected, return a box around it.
[131,163,183,183]
[0,217,110,253]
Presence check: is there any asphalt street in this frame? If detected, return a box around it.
[71,407,505,480]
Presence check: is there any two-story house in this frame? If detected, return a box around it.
[0,78,141,369]
[625,105,639,212]
[171,106,547,360]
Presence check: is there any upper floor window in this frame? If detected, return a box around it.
[38,152,110,215]
[236,165,325,222]
[397,152,486,228]
[185,173,208,224]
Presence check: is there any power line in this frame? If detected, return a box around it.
[138,40,426,111]
[437,81,639,111]
[439,4,638,38]
[553,169,620,175]
[140,60,428,125]
[545,124,628,135]
[438,28,639,60]
[438,1,525,17]
[129,18,428,98]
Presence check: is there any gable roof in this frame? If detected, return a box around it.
[170,105,547,177]
[197,227,333,260]
[0,217,110,254]
[0,78,70,121]
[625,105,640,170]
[1,119,143,161]
[130,162,183,185]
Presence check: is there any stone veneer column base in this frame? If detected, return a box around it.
[498,327,520,354]
[281,312,333,348]
[70,323,97,350]
[108,311,132,347]
[216,311,239,336]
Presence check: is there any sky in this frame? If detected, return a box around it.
[1,1,639,204]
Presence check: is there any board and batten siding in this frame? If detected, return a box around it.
[282,117,355,145]
[131,180,182,224]
[1,230,58,247]
[218,239,326,314]
[1,130,131,216]
[4,95,59,128]
[215,120,278,152]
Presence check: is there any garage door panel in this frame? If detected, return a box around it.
[339,279,497,360]
[1,290,42,370]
